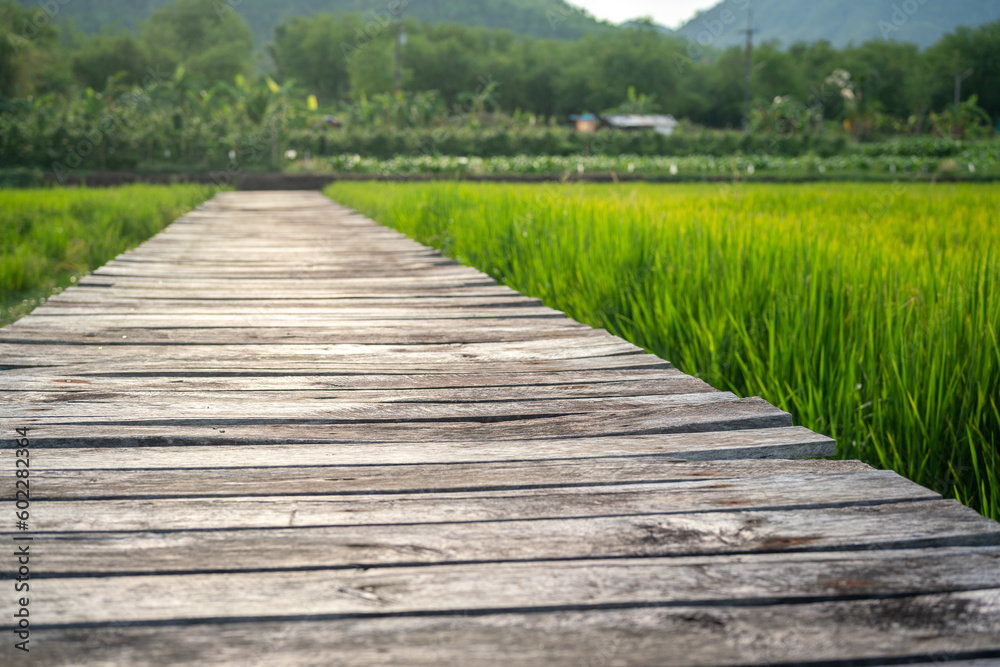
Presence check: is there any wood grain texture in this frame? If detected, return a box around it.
[23,549,1000,624]
[9,499,1000,576]
[1,190,998,666]
[21,591,1000,667]
[15,427,837,467]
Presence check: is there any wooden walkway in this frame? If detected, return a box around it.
[2,191,1000,665]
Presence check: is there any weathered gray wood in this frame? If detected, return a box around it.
[0,327,626,346]
[25,591,1000,667]
[14,500,1000,575]
[9,398,794,447]
[0,337,647,359]
[0,354,672,376]
[3,392,739,420]
[0,372,714,399]
[16,428,837,468]
[18,469,941,531]
[19,459,891,504]
[21,549,1000,625]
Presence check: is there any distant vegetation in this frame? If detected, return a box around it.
[327,181,1000,520]
[1,0,998,179]
[3,0,999,120]
[314,140,998,178]
[12,0,609,42]
[0,185,219,325]
[14,0,1000,48]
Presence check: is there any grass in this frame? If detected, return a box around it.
[1,185,219,326]
[325,181,1000,520]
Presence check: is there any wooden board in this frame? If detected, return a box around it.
[2,190,999,666]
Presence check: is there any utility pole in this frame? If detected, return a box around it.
[742,10,755,131]
[394,15,405,95]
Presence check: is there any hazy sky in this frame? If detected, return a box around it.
[571,0,721,28]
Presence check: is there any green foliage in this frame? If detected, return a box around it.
[140,0,254,86]
[604,86,659,115]
[0,64,333,171]
[271,13,354,99]
[929,95,994,140]
[345,36,395,99]
[0,0,71,97]
[308,126,853,159]
[0,184,219,325]
[2,7,999,173]
[750,96,823,135]
[326,181,1000,520]
[71,31,151,90]
[268,15,1000,130]
[15,0,610,43]
[316,141,998,177]
[339,90,449,129]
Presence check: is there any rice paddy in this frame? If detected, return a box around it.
[0,185,218,326]
[326,181,1000,519]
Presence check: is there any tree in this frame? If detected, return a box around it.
[924,19,1000,121]
[753,41,805,106]
[71,31,150,90]
[0,0,70,97]
[140,0,254,86]
[698,47,746,127]
[345,31,395,99]
[271,13,357,101]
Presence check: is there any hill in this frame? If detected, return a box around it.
[22,0,611,41]
[675,0,1000,49]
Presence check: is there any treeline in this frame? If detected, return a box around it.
[2,0,998,134]
[273,13,1000,131]
[9,0,609,43]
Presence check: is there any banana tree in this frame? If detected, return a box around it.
[929,95,993,140]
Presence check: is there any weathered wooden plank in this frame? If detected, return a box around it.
[27,307,564,320]
[0,354,671,375]
[0,336,646,359]
[0,371,713,398]
[24,591,1000,667]
[18,458,880,499]
[0,326,625,346]
[2,392,739,420]
[82,275,506,287]
[9,398,793,446]
[39,295,550,309]
[17,549,1000,625]
[88,262,489,275]
[65,285,522,298]
[16,469,940,531]
[12,428,837,468]
[1,386,720,408]
[12,500,1000,575]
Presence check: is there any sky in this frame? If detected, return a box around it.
[570,0,722,29]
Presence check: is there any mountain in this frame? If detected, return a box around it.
[675,0,1000,49]
[21,0,611,42]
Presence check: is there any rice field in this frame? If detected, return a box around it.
[326,181,1000,519]
[0,185,218,326]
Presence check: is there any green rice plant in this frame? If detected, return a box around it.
[1,185,219,325]
[326,181,1000,519]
